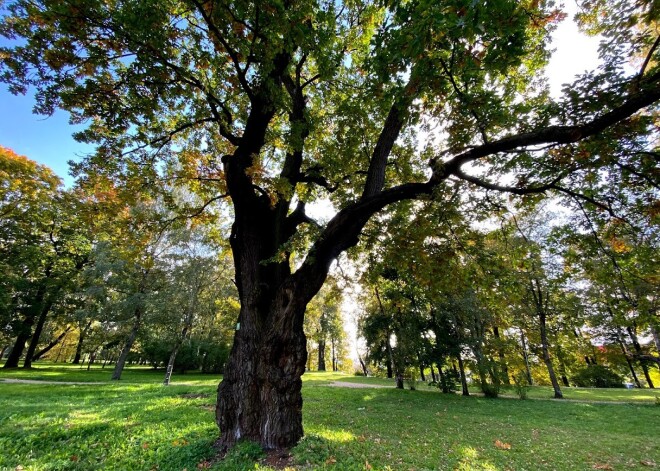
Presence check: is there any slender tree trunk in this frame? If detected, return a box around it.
[627,326,655,388]
[87,350,97,371]
[164,323,190,386]
[358,354,368,376]
[457,354,469,396]
[617,331,642,388]
[73,321,92,364]
[33,326,72,361]
[331,339,337,372]
[385,334,394,379]
[111,307,141,380]
[520,329,533,385]
[539,311,563,398]
[430,363,437,383]
[556,345,570,387]
[0,346,7,360]
[418,354,426,382]
[54,332,69,362]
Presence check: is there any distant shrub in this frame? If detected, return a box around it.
[513,371,530,399]
[405,367,418,390]
[438,369,460,394]
[571,365,623,388]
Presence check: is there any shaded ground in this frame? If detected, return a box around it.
[0,378,109,385]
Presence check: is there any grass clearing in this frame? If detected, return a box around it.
[1,366,659,470]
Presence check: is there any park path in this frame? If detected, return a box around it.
[328,381,396,389]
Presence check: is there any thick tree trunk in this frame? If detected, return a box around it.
[111,308,141,381]
[493,327,510,385]
[33,326,72,361]
[627,326,655,388]
[23,298,56,368]
[539,312,563,399]
[395,371,404,389]
[216,294,307,450]
[3,329,31,368]
[317,339,326,371]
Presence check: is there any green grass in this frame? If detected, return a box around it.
[1,366,659,470]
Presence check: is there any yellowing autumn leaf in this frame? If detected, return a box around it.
[494,439,511,450]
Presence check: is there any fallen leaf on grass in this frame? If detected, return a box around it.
[141,442,149,450]
[593,463,614,470]
[70,455,79,462]
[197,461,211,469]
[640,460,657,467]
[494,440,511,450]
[325,456,337,465]
[365,460,373,470]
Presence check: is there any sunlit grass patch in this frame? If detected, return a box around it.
[2,368,659,470]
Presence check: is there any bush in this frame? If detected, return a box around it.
[200,342,230,374]
[174,341,201,373]
[571,365,624,388]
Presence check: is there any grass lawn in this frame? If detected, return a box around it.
[1,365,659,470]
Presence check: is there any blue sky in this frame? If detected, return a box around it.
[0,91,91,186]
[0,3,600,188]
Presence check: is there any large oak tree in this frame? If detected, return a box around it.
[2,0,659,449]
